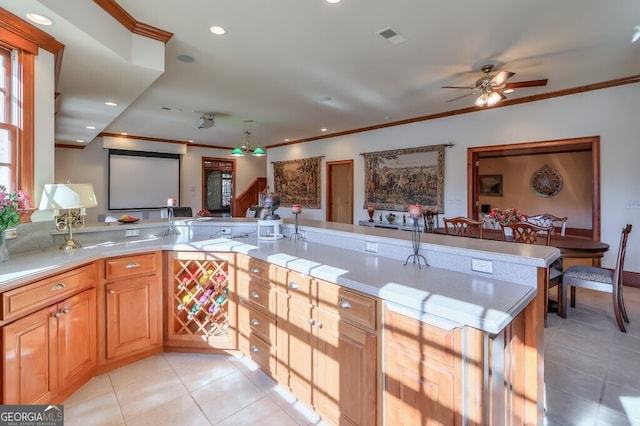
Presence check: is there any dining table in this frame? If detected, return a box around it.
[435,227,610,268]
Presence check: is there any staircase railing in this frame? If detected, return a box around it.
[233,177,267,217]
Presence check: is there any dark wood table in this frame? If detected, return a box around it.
[436,227,609,264]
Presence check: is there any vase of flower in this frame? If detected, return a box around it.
[0,231,8,262]
[0,185,32,261]
[490,207,523,238]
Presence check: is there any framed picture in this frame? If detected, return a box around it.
[363,144,444,212]
[479,174,503,196]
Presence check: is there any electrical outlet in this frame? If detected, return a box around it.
[125,229,139,237]
[220,227,231,236]
[365,241,378,253]
[471,258,493,274]
[626,200,640,209]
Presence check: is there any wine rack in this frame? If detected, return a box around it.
[167,252,236,349]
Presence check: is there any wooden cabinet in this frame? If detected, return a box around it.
[165,251,236,351]
[99,252,162,370]
[1,264,97,404]
[236,255,277,376]
[383,305,463,425]
[276,267,378,425]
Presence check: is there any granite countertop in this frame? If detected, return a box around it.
[0,219,552,333]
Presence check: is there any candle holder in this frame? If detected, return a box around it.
[163,206,180,236]
[54,209,88,250]
[289,212,305,241]
[404,216,428,269]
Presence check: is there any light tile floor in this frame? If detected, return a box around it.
[63,287,640,426]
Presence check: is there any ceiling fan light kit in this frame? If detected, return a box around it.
[443,64,548,107]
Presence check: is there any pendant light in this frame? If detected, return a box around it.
[230,120,266,157]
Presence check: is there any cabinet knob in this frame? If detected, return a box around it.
[251,267,260,274]
[307,318,315,325]
[51,283,65,291]
[125,262,140,269]
[62,308,70,314]
[315,321,323,329]
[108,289,115,295]
[288,282,299,290]
[52,312,62,318]
[338,300,352,309]
[251,291,260,299]
[251,318,260,327]
[251,345,259,353]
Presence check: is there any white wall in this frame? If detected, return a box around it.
[267,84,640,272]
[53,140,267,220]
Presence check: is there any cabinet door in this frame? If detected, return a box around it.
[281,296,314,407]
[2,305,58,404]
[58,288,97,388]
[106,276,159,359]
[314,309,377,426]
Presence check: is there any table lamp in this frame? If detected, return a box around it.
[38,183,97,250]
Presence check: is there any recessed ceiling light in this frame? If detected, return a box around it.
[26,13,52,26]
[326,0,341,3]
[321,128,328,132]
[177,54,195,63]
[76,139,84,143]
[86,125,96,130]
[105,101,117,107]
[188,139,194,143]
[210,26,226,35]
[120,132,128,136]
[503,89,514,94]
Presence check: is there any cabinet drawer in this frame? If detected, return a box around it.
[282,270,316,304]
[318,280,377,331]
[1,264,95,321]
[235,255,270,283]
[105,252,158,280]
[238,300,276,345]
[237,273,275,313]
[242,332,275,375]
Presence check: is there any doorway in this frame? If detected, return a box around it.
[326,160,354,224]
[467,136,600,241]
[202,158,235,217]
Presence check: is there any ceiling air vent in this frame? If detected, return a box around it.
[376,27,406,44]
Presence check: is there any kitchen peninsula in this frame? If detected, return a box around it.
[0,218,558,425]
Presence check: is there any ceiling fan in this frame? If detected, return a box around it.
[442,64,548,107]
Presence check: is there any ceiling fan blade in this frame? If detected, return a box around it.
[445,92,476,102]
[504,79,548,89]
[490,71,515,86]
[441,85,476,89]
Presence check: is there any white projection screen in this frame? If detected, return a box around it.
[108,150,181,210]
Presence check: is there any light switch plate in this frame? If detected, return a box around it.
[471,258,493,274]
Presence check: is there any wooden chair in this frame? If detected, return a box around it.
[525,213,568,236]
[560,224,632,332]
[422,210,440,233]
[500,221,560,327]
[443,216,484,239]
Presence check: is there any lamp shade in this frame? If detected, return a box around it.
[38,184,98,210]
[230,147,245,157]
[251,146,266,156]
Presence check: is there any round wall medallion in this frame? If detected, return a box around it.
[530,164,563,197]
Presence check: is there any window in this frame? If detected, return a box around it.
[0,46,17,190]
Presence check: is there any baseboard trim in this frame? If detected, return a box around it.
[624,270,640,288]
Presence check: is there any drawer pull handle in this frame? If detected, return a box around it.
[251,345,259,353]
[125,262,140,269]
[307,318,315,325]
[315,321,323,329]
[62,308,70,314]
[251,267,260,274]
[108,290,115,295]
[251,291,260,299]
[52,312,62,318]
[338,300,352,309]
[288,282,299,290]
[51,283,65,291]
[251,318,260,327]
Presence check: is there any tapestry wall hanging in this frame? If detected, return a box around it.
[273,156,322,208]
[363,144,445,212]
